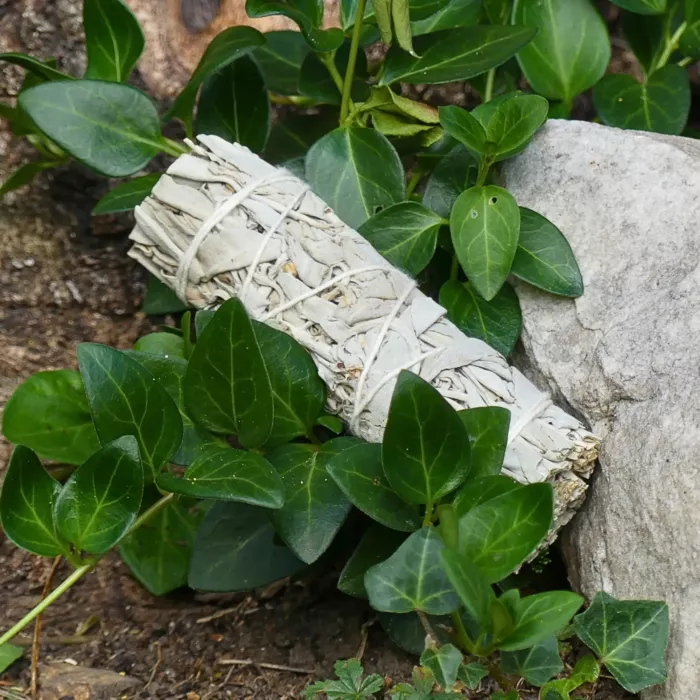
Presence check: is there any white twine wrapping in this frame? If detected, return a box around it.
[128,135,599,536]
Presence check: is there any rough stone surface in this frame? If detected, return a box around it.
[38,662,140,699]
[503,120,700,700]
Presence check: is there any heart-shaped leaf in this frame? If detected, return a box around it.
[438,105,488,154]
[458,483,553,582]
[383,370,470,505]
[157,445,284,508]
[78,344,183,478]
[83,0,145,82]
[611,0,666,13]
[268,438,359,563]
[420,644,463,691]
[573,592,668,693]
[195,55,270,154]
[593,65,690,135]
[253,322,326,448]
[499,591,584,651]
[365,527,460,614]
[441,549,495,629]
[189,502,306,591]
[306,126,405,229]
[245,0,344,52]
[458,407,510,479]
[450,187,521,301]
[458,661,489,689]
[119,495,204,595]
[359,202,443,276]
[452,475,521,517]
[380,25,537,85]
[500,636,563,687]
[93,174,160,214]
[411,0,481,35]
[185,298,273,448]
[422,145,478,219]
[0,53,71,81]
[253,30,311,95]
[54,436,144,554]
[165,26,266,131]
[2,369,100,465]
[512,208,583,297]
[513,0,610,105]
[0,446,64,557]
[327,443,422,531]
[440,280,522,355]
[338,524,407,597]
[19,81,165,177]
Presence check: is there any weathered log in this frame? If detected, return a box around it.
[128,136,599,537]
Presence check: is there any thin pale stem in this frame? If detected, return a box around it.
[340,0,369,122]
[422,501,434,527]
[484,68,496,103]
[161,138,190,157]
[655,21,688,70]
[417,610,438,641]
[319,52,345,94]
[406,167,425,198]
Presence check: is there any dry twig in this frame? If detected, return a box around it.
[216,659,315,675]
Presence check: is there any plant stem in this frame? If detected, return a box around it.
[451,611,475,654]
[340,0,368,123]
[656,21,687,70]
[678,56,694,68]
[417,610,438,641]
[406,167,425,198]
[319,52,345,94]
[161,138,190,157]
[305,426,322,446]
[487,660,516,692]
[476,156,493,187]
[422,501,434,527]
[0,493,176,648]
[484,68,496,103]
[450,255,460,282]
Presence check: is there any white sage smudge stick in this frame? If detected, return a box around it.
[128,135,599,538]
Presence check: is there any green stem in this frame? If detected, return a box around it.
[319,52,345,94]
[678,56,694,68]
[422,501,434,527]
[484,68,496,103]
[305,426,322,446]
[0,493,176,648]
[417,610,437,641]
[476,156,493,187]
[487,660,515,692]
[655,21,687,70]
[450,255,460,282]
[161,138,190,157]
[406,167,425,198]
[340,0,368,123]
[451,611,475,654]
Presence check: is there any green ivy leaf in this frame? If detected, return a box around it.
[19,81,165,177]
[593,65,690,136]
[338,524,407,598]
[0,643,23,673]
[499,591,584,651]
[83,0,145,82]
[2,369,100,465]
[304,659,385,699]
[365,527,459,614]
[457,483,553,582]
[513,0,610,105]
[0,53,71,81]
[483,94,548,160]
[359,202,443,276]
[327,443,422,531]
[142,275,188,315]
[380,25,537,85]
[253,322,326,448]
[306,126,405,229]
[189,501,306,591]
[611,0,666,13]
[539,655,600,700]
[511,208,583,297]
[252,30,311,95]
[78,343,183,478]
[0,160,62,197]
[438,106,488,155]
[157,445,284,508]
[573,592,668,693]
[119,495,203,595]
[92,174,160,214]
[0,446,64,557]
[245,0,344,52]
[420,644,463,691]
[268,439,359,563]
[439,280,522,355]
[452,475,521,518]
[411,0,481,35]
[165,26,266,132]
[264,110,338,164]
[422,145,477,219]
[383,371,470,505]
[195,56,270,154]
[450,186,520,301]
[458,661,488,689]
[622,13,664,73]
[500,636,563,687]
[441,549,495,629]
[457,407,510,479]
[185,298,273,448]
[54,436,143,554]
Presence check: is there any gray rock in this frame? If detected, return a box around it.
[503,120,700,700]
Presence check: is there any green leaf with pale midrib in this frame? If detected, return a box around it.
[0,53,72,81]
[500,636,563,687]
[458,406,510,479]
[252,31,311,95]
[93,174,160,215]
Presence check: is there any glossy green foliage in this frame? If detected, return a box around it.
[93,174,160,214]
[500,636,563,686]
